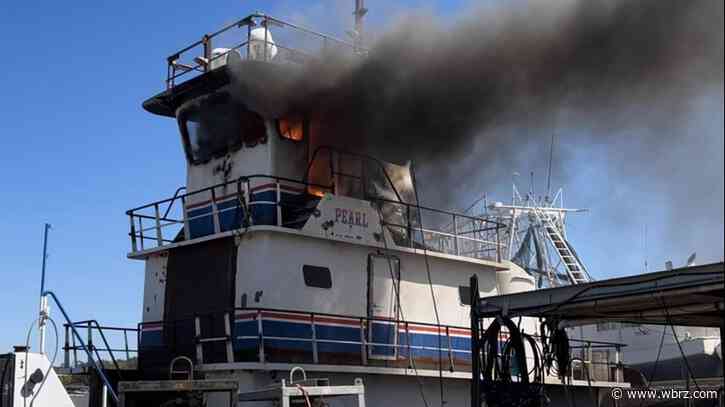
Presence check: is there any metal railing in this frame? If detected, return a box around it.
[63,320,139,371]
[126,171,505,262]
[126,174,333,253]
[165,13,361,89]
[139,307,626,383]
[42,291,120,404]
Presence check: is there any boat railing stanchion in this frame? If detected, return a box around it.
[181,195,191,241]
[615,345,623,383]
[129,214,137,252]
[276,182,282,227]
[360,317,367,366]
[202,34,211,73]
[138,217,144,251]
[123,329,130,360]
[496,224,501,262]
[453,215,459,256]
[64,323,71,368]
[87,323,93,365]
[154,203,163,247]
[211,188,221,234]
[586,341,593,381]
[311,313,319,364]
[446,326,454,372]
[257,310,265,363]
[194,315,203,364]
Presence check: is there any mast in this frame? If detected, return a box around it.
[39,223,51,354]
[353,0,368,49]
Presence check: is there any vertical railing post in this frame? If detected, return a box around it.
[181,196,191,241]
[586,341,593,382]
[72,334,78,368]
[194,316,203,364]
[63,324,70,368]
[123,330,130,360]
[166,63,173,90]
[496,224,501,262]
[154,203,163,247]
[360,318,367,366]
[87,324,93,366]
[446,326,454,372]
[615,345,623,383]
[405,322,413,369]
[138,217,145,251]
[202,34,211,72]
[276,182,282,227]
[129,214,138,253]
[211,188,221,234]
[257,310,265,363]
[244,179,251,226]
[224,312,234,363]
[311,314,319,364]
[470,275,481,407]
[453,215,459,256]
[406,205,413,247]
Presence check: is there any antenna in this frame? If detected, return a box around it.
[546,133,555,199]
[643,224,648,273]
[529,171,535,198]
[353,0,368,49]
[39,223,52,355]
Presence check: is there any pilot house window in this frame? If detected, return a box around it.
[302,265,332,289]
[178,94,266,164]
[277,116,305,141]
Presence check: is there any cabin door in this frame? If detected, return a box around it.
[367,254,400,360]
[163,237,237,364]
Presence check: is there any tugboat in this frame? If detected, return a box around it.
[133,11,538,405]
[2,6,629,407]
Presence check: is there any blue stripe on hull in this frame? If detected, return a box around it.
[228,319,473,362]
[185,191,301,238]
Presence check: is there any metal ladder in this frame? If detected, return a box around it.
[533,208,591,285]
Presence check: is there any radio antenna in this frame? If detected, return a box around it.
[546,133,555,199]
[353,0,368,49]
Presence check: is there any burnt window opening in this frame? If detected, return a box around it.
[178,93,267,164]
[277,115,305,142]
[459,286,472,306]
[302,265,332,289]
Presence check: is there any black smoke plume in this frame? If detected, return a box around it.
[276,0,722,188]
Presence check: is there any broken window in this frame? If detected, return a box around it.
[277,116,305,141]
[178,93,266,164]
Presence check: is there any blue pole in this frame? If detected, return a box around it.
[39,223,51,297]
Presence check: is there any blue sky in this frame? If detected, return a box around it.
[0,1,722,354]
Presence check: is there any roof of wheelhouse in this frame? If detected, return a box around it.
[142,13,361,118]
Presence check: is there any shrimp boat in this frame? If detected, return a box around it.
[1,7,630,407]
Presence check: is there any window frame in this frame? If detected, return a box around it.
[176,94,267,165]
[302,264,332,289]
[276,115,307,143]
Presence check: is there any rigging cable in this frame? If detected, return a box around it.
[640,326,668,407]
[374,204,431,407]
[658,297,701,391]
[409,164,446,406]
